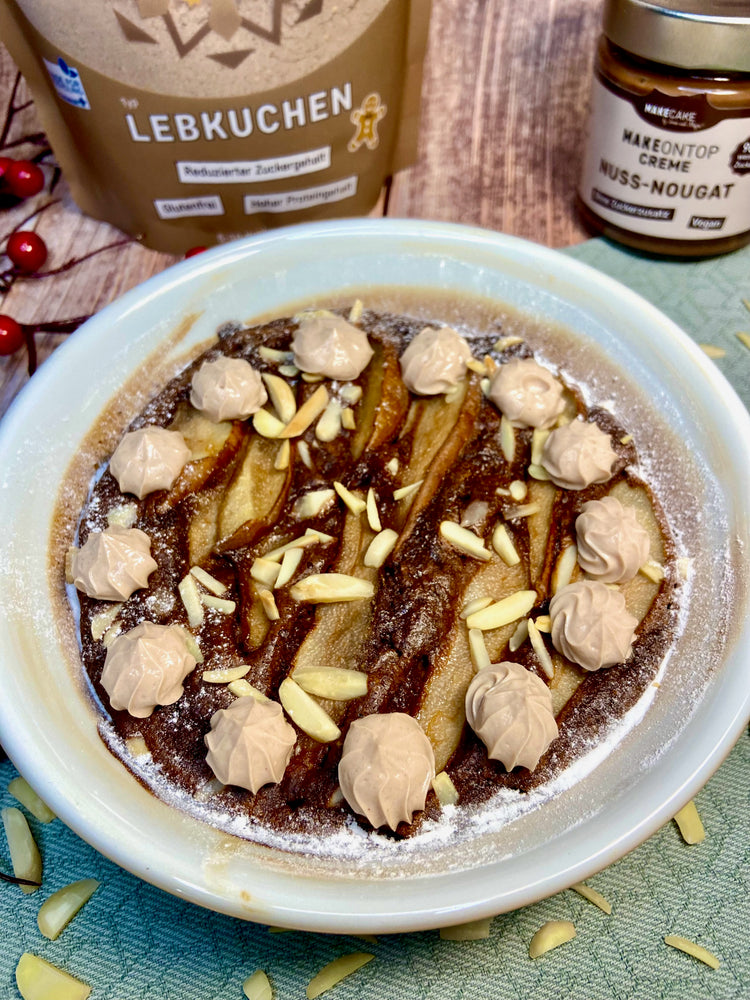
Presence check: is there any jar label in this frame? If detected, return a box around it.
[579,75,750,241]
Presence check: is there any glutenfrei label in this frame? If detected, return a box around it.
[579,74,750,240]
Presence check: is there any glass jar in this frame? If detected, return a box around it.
[578,0,750,257]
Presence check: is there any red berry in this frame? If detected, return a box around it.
[0,156,14,186]
[0,315,25,357]
[5,160,45,198]
[6,230,48,272]
[184,245,208,258]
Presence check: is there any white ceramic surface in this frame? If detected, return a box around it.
[1,219,749,933]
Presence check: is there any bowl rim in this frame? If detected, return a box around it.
[1,217,749,933]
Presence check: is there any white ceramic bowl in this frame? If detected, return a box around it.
[1,219,748,933]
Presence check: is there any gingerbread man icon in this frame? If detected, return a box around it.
[348,93,387,152]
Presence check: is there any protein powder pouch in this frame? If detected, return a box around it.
[0,0,431,253]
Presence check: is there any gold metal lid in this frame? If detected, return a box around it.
[603,1,750,73]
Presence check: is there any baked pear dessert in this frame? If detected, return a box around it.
[67,302,680,850]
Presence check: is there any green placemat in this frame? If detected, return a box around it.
[2,238,749,1000]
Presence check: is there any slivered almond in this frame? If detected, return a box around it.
[531,428,550,466]
[178,574,204,627]
[460,596,493,619]
[278,364,299,378]
[177,626,204,663]
[125,735,149,757]
[306,953,374,1000]
[102,623,122,648]
[297,440,313,469]
[700,344,726,359]
[274,547,304,589]
[228,679,269,701]
[481,377,491,397]
[348,299,364,323]
[439,521,491,561]
[316,399,343,442]
[393,479,423,501]
[528,920,576,958]
[507,502,540,519]
[440,917,492,941]
[202,665,248,683]
[258,589,280,621]
[509,479,527,501]
[305,527,335,543]
[7,778,55,824]
[37,879,100,941]
[467,358,488,375]
[571,882,612,914]
[492,523,520,566]
[509,618,529,651]
[500,415,515,463]
[274,439,291,471]
[468,628,491,672]
[535,614,551,632]
[250,557,281,588]
[664,935,720,969]
[640,560,665,583]
[736,331,750,351]
[294,666,368,700]
[341,407,356,430]
[386,456,399,476]
[432,771,460,807]
[620,434,633,445]
[202,595,236,614]
[190,566,227,596]
[2,807,41,893]
[264,532,321,561]
[292,488,336,519]
[262,372,297,423]
[340,384,363,405]
[290,574,375,603]
[259,345,293,364]
[444,383,463,403]
[363,528,398,569]
[466,590,537,630]
[553,544,578,594]
[366,488,382,532]
[528,619,554,678]
[106,502,138,528]
[673,800,706,844]
[243,969,273,1000]
[15,954,91,1000]
[494,335,524,350]
[280,384,329,438]
[528,464,551,481]
[334,481,367,515]
[253,409,286,439]
[90,604,122,642]
[279,678,341,742]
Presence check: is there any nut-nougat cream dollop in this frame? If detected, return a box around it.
[291,313,374,380]
[71,524,157,601]
[549,580,638,671]
[399,325,472,394]
[542,418,617,490]
[489,357,566,428]
[465,662,559,771]
[576,496,650,584]
[190,356,268,423]
[109,426,191,499]
[338,713,436,831]
[100,622,196,718]
[205,697,297,793]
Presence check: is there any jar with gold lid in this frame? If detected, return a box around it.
[578,0,750,257]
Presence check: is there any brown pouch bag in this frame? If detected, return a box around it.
[0,0,431,253]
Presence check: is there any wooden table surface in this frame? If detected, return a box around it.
[0,0,599,416]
